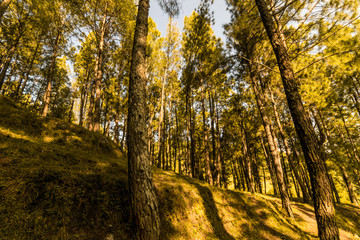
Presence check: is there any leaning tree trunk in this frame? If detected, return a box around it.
[340,166,358,205]
[314,107,355,204]
[249,66,293,218]
[338,106,360,163]
[17,39,41,98]
[127,0,160,239]
[0,33,21,91]
[255,0,339,238]
[268,86,311,203]
[261,134,278,196]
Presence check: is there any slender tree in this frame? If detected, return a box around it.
[255,0,339,238]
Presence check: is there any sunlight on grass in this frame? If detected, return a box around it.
[0,126,34,142]
[43,135,54,143]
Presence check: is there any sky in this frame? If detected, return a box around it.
[149,0,231,41]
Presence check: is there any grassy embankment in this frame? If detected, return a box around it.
[0,96,359,239]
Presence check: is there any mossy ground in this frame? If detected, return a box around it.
[0,96,359,239]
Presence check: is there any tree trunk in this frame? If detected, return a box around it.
[337,106,360,163]
[268,86,311,203]
[210,92,221,187]
[87,80,95,130]
[190,98,196,178]
[17,39,41,98]
[261,133,278,196]
[0,34,21,91]
[340,166,358,205]
[167,89,173,171]
[93,9,107,132]
[240,124,255,193]
[328,175,341,204]
[250,65,293,218]
[175,105,180,173]
[315,108,352,204]
[127,0,160,238]
[201,85,213,185]
[214,99,225,187]
[79,71,90,127]
[255,0,339,238]
[263,166,266,194]
[42,27,62,117]
[121,113,127,151]
[157,70,166,168]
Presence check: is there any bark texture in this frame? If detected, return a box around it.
[42,27,62,117]
[255,0,339,238]
[93,8,107,132]
[249,66,293,218]
[127,0,160,239]
[268,86,311,203]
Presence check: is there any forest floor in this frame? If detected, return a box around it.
[0,96,359,240]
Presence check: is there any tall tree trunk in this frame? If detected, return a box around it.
[210,92,221,187]
[329,175,341,204]
[250,64,293,218]
[114,111,120,144]
[157,70,166,168]
[127,0,160,239]
[17,39,41,98]
[315,107,350,204]
[263,166,267,194]
[261,133,278,196]
[255,0,339,238]
[0,34,21,91]
[337,106,360,163]
[121,113,127,151]
[175,105,181,173]
[253,151,262,193]
[87,80,95,130]
[167,90,172,171]
[185,91,191,176]
[42,27,62,117]
[201,85,213,185]
[240,124,255,193]
[350,91,360,117]
[268,86,311,203]
[214,98,224,187]
[93,9,107,132]
[340,166,358,205]
[190,98,196,178]
[79,71,90,127]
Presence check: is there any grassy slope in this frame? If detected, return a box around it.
[0,96,359,240]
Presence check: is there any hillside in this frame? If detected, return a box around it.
[0,96,359,240]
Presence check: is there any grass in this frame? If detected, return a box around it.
[0,96,359,239]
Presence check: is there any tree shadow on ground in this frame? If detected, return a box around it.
[224,190,313,240]
[157,185,184,240]
[335,203,360,235]
[191,182,236,240]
